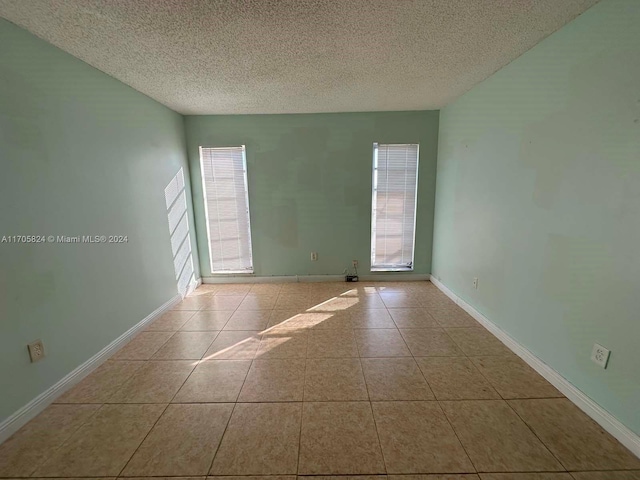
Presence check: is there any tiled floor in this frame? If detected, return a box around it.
[1,281,639,480]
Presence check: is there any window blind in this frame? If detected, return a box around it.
[200,146,254,273]
[371,143,419,271]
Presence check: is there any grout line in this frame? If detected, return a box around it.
[117,291,250,477]
[206,313,256,476]
[505,398,569,472]
[116,401,171,477]
[297,341,310,474]
[15,281,625,479]
[357,336,388,475]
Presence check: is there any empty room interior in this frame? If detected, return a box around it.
[1,0,640,479]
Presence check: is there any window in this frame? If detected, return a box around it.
[199,146,254,273]
[370,143,419,271]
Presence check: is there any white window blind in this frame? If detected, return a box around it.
[371,143,419,271]
[200,146,254,273]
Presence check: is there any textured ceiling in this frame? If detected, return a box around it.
[0,0,598,115]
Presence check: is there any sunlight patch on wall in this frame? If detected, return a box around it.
[165,168,197,297]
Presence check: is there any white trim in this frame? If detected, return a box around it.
[202,273,431,284]
[429,275,640,459]
[0,293,181,445]
[185,276,202,297]
[361,273,430,282]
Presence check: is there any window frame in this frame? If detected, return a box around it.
[199,145,255,274]
[370,142,420,272]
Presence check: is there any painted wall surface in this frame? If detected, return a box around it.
[0,20,198,422]
[432,0,640,434]
[185,111,439,277]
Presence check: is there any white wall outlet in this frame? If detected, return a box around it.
[472,277,479,289]
[591,343,610,369]
[352,260,358,268]
[28,339,45,363]
[311,252,318,261]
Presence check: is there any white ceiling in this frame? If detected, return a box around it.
[0,0,598,115]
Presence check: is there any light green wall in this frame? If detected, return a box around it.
[0,19,198,422]
[432,0,640,435]
[185,111,439,277]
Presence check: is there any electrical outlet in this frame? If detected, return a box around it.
[311,252,318,261]
[352,260,358,268]
[472,277,478,289]
[28,339,45,363]
[591,343,610,369]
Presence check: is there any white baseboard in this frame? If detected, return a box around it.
[360,273,430,282]
[429,275,640,459]
[0,293,181,444]
[202,273,430,284]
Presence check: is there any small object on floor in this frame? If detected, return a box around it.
[345,275,359,282]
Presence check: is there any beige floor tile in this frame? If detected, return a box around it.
[445,328,511,356]
[307,329,359,357]
[111,331,174,360]
[214,284,252,295]
[255,328,309,358]
[211,477,294,480]
[34,404,164,477]
[275,294,325,310]
[200,295,246,310]
[210,403,302,475]
[354,328,411,357]
[380,292,423,308]
[266,309,308,328]
[108,361,195,403]
[173,295,212,311]
[350,309,396,328]
[27,477,116,480]
[509,398,640,471]
[249,283,283,294]
[471,356,562,399]
[299,401,385,474]
[56,360,144,403]
[389,475,479,480]
[400,328,464,356]
[152,331,219,360]
[237,294,278,310]
[373,401,474,474]
[224,310,271,330]
[304,358,369,401]
[195,284,219,294]
[123,477,202,480]
[440,400,563,472]
[361,357,434,400]
[426,304,479,328]
[309,310,354,329]
[389,308,440,328]
[479,474,572,479]
[0,404,99,477]
[351,295,387,310]
[238,358,305,401]
[416,357,500,400]
[569,472,640,480]
[145,310,196,331]
[278,283,314,294]
[173,360,252,402]
[203,331,262,360]
[122,403,234,476]
[308,296,361,313]
[181,310,234,331]
[299,476,388,480]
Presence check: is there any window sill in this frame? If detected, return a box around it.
[370,267,414,272]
